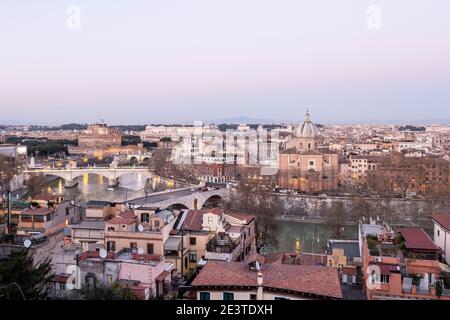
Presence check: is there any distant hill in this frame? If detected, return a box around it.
[206,116,288,125]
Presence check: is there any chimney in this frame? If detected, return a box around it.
[257,271,264,300]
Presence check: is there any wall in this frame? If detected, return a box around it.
[197,289,308,300]
[434,223,450,265]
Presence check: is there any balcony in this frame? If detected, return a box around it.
[206,234,236,254]
[205,234,244,262]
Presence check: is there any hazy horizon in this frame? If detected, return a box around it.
[1,1,449,125]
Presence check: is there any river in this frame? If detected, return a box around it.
[43,173,172,205]
[41,174,359,254]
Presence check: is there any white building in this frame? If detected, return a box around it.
[432,214,450,265]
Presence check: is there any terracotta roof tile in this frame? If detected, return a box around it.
[192,260,342,299]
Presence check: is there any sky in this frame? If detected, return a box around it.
[0,0,450,125]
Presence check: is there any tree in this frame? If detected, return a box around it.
[224,184,280,252]
[70,283,138,300]
[0,249,54,300]
[324,201,346,239]
[435,280,443,299]
[25,174,48,198]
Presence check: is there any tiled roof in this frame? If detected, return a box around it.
[107,215,135,225]
[432,213,450,231]
[224,211,256,224]
[21,208,55,216]
[130,253,162,262]
[119,209,136,220]
[32,194,62,201]
[398,227,439,251]
[179,208,222,231]
[192,260,342,299]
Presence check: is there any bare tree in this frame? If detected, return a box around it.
[25,174,48,198]
[324,201,346,239]
[225,184,281,252]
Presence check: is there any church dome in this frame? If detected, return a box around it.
[296,110,319,137]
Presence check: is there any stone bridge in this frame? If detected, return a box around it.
[128,186,228,210]
[24,166,153,188]
[124,153,152,164]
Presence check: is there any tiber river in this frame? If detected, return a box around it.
[42,173,359,254]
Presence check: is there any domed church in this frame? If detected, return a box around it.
[278,110,338,193]
[287,110,320,151]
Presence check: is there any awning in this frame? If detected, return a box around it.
[164,237,182,251]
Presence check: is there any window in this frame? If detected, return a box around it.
[106,274,113,286]
[207,217,213,224]
[274,297,289,300]
[309,160,314,166]
[199,292,210,300]
[147,243,154,254]
[437,229,440,237]
[59,283,66,291]
[108,227,115,231]
[130,242,137,250]
[380,275,390,284]
[189,252,197,263]
[223,292,234,300]
[154,220,160,228]
[184,256,188,269]
[141,213,150,223]
[190,237,197,245]
[106,241,115,252]
[250,294,257,300]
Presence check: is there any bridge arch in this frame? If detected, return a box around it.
[201,195,223,208]
[129,156,138,164]
[166,203,190,210]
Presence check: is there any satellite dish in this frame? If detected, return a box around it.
[99,249,107,259]
[138,224,144,232]
[23,239,32,248]
[137,248,144,255]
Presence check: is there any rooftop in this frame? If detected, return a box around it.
[72,220,105,230]
[398,227,439,252]
[327,240,361,259]
[21,208,55,216]
[86,200,112,208]
[432,213,450,231]
[192,260,342,299]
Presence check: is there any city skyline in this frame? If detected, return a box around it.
[1,1,450,125]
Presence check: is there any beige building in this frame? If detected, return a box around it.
[279,111,339,192]
[104,208,177,256]
[167,208,257,277]
[78,123,121,149]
